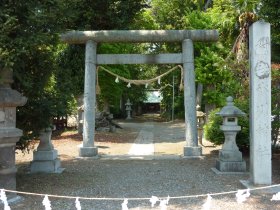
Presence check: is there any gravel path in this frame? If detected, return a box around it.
[11,119,280,210]
[128,123,154,156]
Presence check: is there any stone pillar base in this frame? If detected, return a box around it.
[183,146,202,158]
[30,149,64,173]
[79,146,98,157]
[216,159,246,172]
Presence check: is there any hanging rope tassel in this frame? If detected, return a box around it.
[96,67,101,95]
[179,66,184,91]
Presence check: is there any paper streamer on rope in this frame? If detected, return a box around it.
[115,77,119,83]
[43,195,52,210]
[145,83,148,88]
[271,192,280,201]
[121,198,129,210]
[150,196,159,207]
[236,189,250,204]
[202,194,212,210]
[75,197,81,210]
[0,189,11,210]
[97,65,184,90]
[159,196,170,210]
[1,184,280,209]
[127,83,131,88]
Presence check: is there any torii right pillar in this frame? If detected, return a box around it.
[249,20,271,185]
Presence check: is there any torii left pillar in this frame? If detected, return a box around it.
[0,69,27,201]
[79,40,98,157]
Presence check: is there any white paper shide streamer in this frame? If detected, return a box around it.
[150,196,159,207]
[159,195,170,210]
[150,195,170,209]
[0,189,11,210]
[122,198,129,210]
[202,194,212,210]
[236,189,250,204]
[75,197,81,210]
[115,76,119,83]
[271,192,280,201]
[127,82,131,88]
[43,195,52,210]
[158,77,161,84]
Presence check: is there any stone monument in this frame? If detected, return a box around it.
[125,99,132,120]
[248,20,272,185]
[30,127,64,173]
[213,96,246,173]
[0,68,27,201]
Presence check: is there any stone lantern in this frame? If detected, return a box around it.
[0,69,27,201]
[125,99,132,120]
[196,105,205,146]
[214,96,246,173]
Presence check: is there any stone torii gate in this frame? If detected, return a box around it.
[61,30,219,158]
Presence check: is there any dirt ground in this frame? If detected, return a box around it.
[16,118,218,163]
[12,117,280,210]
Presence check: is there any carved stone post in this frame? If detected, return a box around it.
[249,21,272,185]
[0,69,27,201]
[182,39,202,157]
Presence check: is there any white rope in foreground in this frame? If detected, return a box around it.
[2,184,280,209]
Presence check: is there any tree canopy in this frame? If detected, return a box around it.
[0,0,279,148]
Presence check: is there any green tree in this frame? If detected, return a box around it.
[0,0,147,150]
[258,0,280,62]
[0,0,65,146]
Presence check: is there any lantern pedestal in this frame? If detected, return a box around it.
[30,128,64,173]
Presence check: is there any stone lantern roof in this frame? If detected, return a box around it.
[216,96,245,117]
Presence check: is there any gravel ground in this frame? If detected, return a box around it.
[11,118,280,210]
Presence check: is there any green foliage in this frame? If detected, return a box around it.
[204,108,224,145]
[0,0,64,145]
[271,66,280,147]
[1,0,279,151]
[258,0,280,62]
[0,0,147,151]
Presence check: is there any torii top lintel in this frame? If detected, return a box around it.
[61,30,219,44]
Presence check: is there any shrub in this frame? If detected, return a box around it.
[204,105,250,150]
